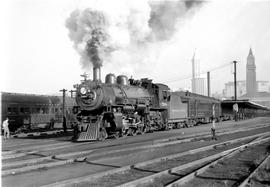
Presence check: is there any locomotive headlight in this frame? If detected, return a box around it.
[80,87,87,95]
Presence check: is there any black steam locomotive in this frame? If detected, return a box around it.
[72,67,221,141]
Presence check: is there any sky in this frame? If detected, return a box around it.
[1,0,270,95]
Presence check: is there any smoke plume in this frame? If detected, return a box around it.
[65,8,113,68]
[148,0,204,41]
[65,0,203,72]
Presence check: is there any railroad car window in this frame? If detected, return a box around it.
[8,107,12,114]
[43,108,48,114]
[25,107,30,114]
[162,91,168,99]
[38,108,43,114]
[12,107,18,114]
[34,108,39,113]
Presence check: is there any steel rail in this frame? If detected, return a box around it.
[3,122,269,161]
[40,133,270,187]
[238,154,270,187]
[166,137,270,187]
[3,130,270,174]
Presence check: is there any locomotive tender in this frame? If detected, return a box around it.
[72,67,222,141]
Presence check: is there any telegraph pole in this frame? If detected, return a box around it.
[69,90,76,98]
[233,61,238,122]
[207,71,211,97]
[233,61,237,101]
[60,89,67,132]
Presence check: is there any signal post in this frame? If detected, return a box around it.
[60,89,67,132]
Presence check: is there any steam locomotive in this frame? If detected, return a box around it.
[72,67,222,141]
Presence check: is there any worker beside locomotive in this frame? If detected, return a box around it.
[72,67,223,142]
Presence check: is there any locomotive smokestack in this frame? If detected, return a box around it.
[93,66,101,82]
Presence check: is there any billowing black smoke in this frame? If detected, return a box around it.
[149,0,205,41]
[65,0,205,72]
[65,8,113,69]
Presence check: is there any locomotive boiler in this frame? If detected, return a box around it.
[72,67,167,141]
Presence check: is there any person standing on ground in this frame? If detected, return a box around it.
[2,117,10,140]
[211,119,217,140]
[211,104,217,140]
[63,116,67,133]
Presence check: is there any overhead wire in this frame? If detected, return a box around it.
[162,61,233,84]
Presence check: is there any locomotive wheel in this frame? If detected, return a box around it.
[98,128,107,141]
[176,123,181,129]
[145,125,151,133]
[139,126,146,135]
[127,128,133,136]
[129,128,137,136]
[164,124,170,131]
[131,129,137,136]
[120,128,127,137]
[137,126,143,135]
[113,131,120,139]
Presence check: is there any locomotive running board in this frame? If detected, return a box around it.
[76,122,99,142]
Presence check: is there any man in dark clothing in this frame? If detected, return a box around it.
[63,116,67,133]
[211,126,217,140]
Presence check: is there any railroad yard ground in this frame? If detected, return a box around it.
[1,117,270,187]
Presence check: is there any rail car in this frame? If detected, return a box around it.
[72,67,223,142]
[1,92,76,133]
[166,91,221,129]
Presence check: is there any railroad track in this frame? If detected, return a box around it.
[166,137,270,187]
[239,154,270,187]
[2,124,270,176]
[3,122,269,156]
[3,120,270,152]
[41,134,270,187]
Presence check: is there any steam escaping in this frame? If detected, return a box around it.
[149,0,204,41]
[65,0,203,72]
[65,9,112,68]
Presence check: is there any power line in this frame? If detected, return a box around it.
[163,61,233,84]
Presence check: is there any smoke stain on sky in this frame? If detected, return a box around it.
[1,0,270,94]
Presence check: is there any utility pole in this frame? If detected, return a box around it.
[207,71,210,97]
[60,89,67,132]
[233,61,238,122]
[233,61,237,101]
[192,50,196,93]
[69,90,76,98]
